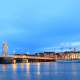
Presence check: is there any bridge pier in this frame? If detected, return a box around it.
[26,59,28,63]
[13,59,16,64]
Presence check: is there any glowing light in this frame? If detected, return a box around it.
[2,65,6,71]
[13,51,15,53]
[37,63,40,75]
[12,64,17,71]
[26,63,30,72]
[21,64,24,69]
[37,72,40,75]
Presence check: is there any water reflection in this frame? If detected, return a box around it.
[2,64,9,71]
[1,63,80,80]
[21,64,24,69]
[12,64,17,71]
[44,62,49,65]
[2,64,6,71]
[44,62,49,69]
[37,63,40,75]
[54,62,57,70]
[26,63,30,73]
[71,63,76,70]
[26,63,31,78]
[44,72,49,75]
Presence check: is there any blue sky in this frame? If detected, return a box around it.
[0,0,80,54]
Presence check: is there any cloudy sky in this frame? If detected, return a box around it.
[0,0,80,54]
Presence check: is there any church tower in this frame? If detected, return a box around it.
[73,47,77,52]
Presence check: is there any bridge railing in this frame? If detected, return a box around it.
[0,55,55,59]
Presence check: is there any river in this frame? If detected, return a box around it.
[0,62,80,80]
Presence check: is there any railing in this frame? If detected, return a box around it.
[0,55,55,60]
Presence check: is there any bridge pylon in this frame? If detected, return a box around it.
[2,42,8,55]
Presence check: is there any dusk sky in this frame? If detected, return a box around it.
[0,0,80,54]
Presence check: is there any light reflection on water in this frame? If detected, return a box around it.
[0,62,80,80]
[12,64,17,71]
[37,63,40,75]
[26,63,30,72]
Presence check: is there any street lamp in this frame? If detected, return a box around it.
[22,51,23,55]
[27,52,29,55]
[13,51,15,55]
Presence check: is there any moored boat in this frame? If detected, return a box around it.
[56,59,80,62]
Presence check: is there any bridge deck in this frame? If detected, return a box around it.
[0,55,55,60]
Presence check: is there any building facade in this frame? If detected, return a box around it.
[35,53,44,57]
[70,47,80,59]
[35,51,55,58]
[60,52,70,59]
[44,51,55,58]
[55,53,60,59]
[60,47,80,60]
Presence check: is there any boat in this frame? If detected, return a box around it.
[56,59,80,62]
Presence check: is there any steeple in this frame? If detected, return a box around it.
[73,47,77,52]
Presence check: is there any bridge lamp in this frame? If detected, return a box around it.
[22,51,23,55]
[13,51,15,55]
[27,52,29,55]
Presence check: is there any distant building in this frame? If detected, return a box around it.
[44,51,55,58]
[55,53,60,59]
[60,47,80,59]
[71,47,80,59]
[60,52,70,59]
[26,54,35,57]
[35,53,44,57]
[23,54,35,57]
[35,51,55,58]
[15,54,21,55]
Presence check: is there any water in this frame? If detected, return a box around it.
[0,62,80,80]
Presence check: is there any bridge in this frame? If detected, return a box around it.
[0,55,55,63]
[0,42,56,64]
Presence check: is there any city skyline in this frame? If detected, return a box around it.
[0,0,80,54]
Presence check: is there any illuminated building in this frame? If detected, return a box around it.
[44,51,55,58]
[35,53,44,57]
[60,52,70,59]
[35,51,55,58]
[55,53,60,59]
[60,47,80,60]
[70,47,80,60]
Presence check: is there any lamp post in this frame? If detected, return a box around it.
[22,51,23,55]
[13,51,15,55]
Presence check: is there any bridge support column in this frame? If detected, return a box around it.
[13,59,16,64]
[26,59,28,63]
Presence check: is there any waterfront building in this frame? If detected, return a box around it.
[35,51,55,58]
[44,51,55,58]
[60,47,80,60]
[26,54,35,57]
[35,53,44,57]
[15,54,20,55]
[60,52,70,59]
[70,47,80,60]
[55,53,60,59]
